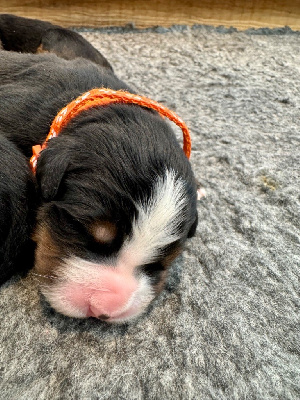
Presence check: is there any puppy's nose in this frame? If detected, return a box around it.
[86,272,138,319]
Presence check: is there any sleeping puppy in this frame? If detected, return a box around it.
[0,14,198,323]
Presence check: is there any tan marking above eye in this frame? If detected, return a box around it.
[90,221,117,244]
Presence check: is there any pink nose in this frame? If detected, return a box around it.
[86,273,138,319]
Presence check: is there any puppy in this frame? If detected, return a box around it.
[0,15,198,323]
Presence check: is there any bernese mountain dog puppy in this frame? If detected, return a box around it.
[0,14,198,323]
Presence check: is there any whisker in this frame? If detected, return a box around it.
[31,272,57,280]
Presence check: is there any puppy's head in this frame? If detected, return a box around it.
[33,105,198,323]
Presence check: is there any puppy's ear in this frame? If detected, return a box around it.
[187,212,198,238]
[36,148,69,201]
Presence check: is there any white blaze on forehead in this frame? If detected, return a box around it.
[122,169,187,266]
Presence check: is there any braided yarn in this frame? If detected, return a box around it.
[30,88,191,173]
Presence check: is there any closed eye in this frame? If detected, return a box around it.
[141,262,165,278]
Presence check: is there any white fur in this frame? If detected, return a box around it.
[40,258,154,320]
[122,169,186,266]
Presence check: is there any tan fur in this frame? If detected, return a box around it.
[32,224,63,283]
[155,245,182,293]
[90,221,117,244]
[36,43,49,54]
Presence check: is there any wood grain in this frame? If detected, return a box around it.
[0,0,300,30]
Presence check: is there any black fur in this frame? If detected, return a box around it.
[0,136,36,284]
[0,15,197,288]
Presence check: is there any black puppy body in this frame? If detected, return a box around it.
[0,136,36,285]
[0,15,198,323]
[0,51,128,157]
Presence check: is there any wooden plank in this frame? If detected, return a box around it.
[0,0,300,30]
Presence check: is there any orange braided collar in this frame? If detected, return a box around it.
[30,88,191,173]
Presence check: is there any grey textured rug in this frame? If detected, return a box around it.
[0,26,299,400]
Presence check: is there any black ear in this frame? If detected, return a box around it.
[187,212,198,238]
[41,28,113,70]
[36,147,69,201]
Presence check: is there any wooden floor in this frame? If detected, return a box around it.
[1,0,300,30]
